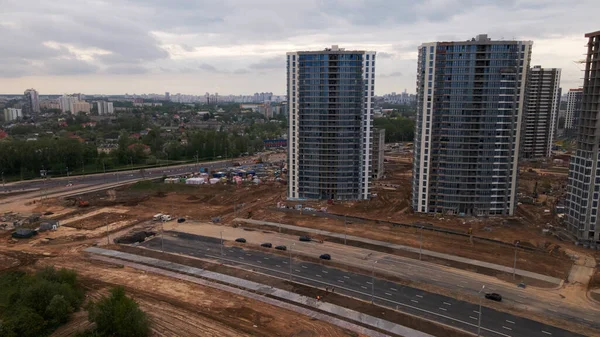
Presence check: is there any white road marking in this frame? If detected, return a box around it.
[457,284,465,288]
[411,300,419,303]
[385,292,392,296]
[295,269,301,272]
[282,261,288,264]
[361,286,368,289]
[416,295,423,298]
[542,331,552,335]
[502,326,512,331]
[338,279,345,283]
[257,261,262,264]
[506,320,515,324]
[322,270,328,274]
[390,288,398,291]
[443,302,452,306]
[469,316,478,320]
[239,257,244,260]
[246,253,251,256]
[264,257,269,260]
[302,265,308,269]
[473,310,479,314]
[343,276,350,279]
[276,265,281,268]
[366,281,373,285]
[438,307,447,311]
[316,274,322,277]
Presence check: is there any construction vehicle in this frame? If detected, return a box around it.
[71,197,89,207]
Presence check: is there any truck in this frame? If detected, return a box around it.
[153,213,163,221]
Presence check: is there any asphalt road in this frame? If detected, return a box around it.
[0,160,233,193]
[140,232,588,337]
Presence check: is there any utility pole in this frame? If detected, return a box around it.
[478,285,485,336]
[102,162,106,183]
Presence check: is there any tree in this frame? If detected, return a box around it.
[86,287,150,337]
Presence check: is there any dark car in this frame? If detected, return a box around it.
[299,236,311,242]
[177,218,186,223]
[260,243,272,248]
[485,293,502,302]
[235,238,247,243]
[319,254,331,260]
[275,245,287,251]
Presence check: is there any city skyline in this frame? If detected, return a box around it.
[1,0,598,94]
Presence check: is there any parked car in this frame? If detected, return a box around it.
[319,254,331,260]
[299,236,311,242]
[485,293,502,302]
[235,238,247,243]
[275,245,287,251]
[260,243,272,248]
[177,218,186,223]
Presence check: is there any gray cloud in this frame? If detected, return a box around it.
[380,71,403,78]
[249,57,283,70]
[377,52,395,59]
[0,0,597,94]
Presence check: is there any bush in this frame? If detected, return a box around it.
[85,287,150,337]
[0,267,84,337]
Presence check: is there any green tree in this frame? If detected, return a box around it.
[86,287,150,337]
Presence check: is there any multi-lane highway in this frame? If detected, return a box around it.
[140,232,588,337]
[0,160,233,194]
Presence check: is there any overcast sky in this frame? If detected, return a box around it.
[0,0,598,95]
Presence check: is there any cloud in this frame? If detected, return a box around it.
[0,0,598,95]
[104,64,149,75]
[377,52,395,59]
[379,71,403,78]
[249,57,283,70]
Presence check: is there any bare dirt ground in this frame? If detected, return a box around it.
[1,247,363,337]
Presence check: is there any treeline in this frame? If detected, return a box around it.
[0,267,85,337]
[0,138,98,179]
[374,117,415,143]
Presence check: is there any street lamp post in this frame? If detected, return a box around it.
[478,285,485,336]
[161,218,165,252]
[289,243,295,281]
[419,226,424,260]
[371,260,378,303]
[344,215,347,245]
[513,241,520,280]
[105,214,110,245]
[220,230,224,256]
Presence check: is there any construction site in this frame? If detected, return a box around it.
[0,151,599,337]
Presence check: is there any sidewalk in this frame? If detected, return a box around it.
[235,218,563,285]
[86,247,435,337]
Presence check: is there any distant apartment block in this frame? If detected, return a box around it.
[96,101,114,115]
[521,65,561,159]
[287,45,375,200]
[371,128,385,179]
[3,108,22,121]
[23,88,40,116]
[412,34,532,216]
[565,30,600,245]
[71,101,91,114]
[565,88,583,130]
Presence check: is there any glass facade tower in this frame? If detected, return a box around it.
[287,46,375,200]
[565,30,600,245]
[412,34,532,216]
